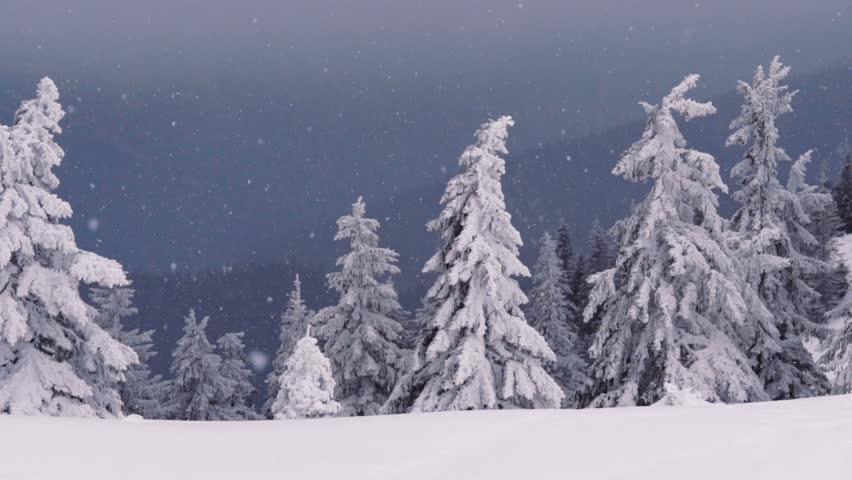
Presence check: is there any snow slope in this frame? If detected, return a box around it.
[1,395,851,480]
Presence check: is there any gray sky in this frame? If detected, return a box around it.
[1,1,850,272]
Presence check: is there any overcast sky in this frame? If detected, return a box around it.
[0,1,850,272]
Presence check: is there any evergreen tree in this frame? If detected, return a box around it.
[587,218,613,275]
[569,255,589,317]
[528,232,588,404]
[583,75,772,407]
[555,223,579,311]
[833,139,852,233]
[581,219,613,344]
[168,310,228,420]
[386,116,564,412]
[271,327,341,419]
[314,197,408,416]
[555,223,586,353]
[90,286,169,418]
[0,78,136,417]
[727,57,830,399]
[216,332,259,420]
[805,163,847,324]
[822,281,852,394]
[263,274,314,417]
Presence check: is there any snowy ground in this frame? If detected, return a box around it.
[2,395,851,480]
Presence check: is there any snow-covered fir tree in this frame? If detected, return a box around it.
[385,116,564,412]
[583,75,773,407]
[263,274,315,417]
[555,224,580,310]
[271,326,341,419]
[216,332,259,420]
[168,310,229,420]
[0,78,137,417]
[801,159,847,324]
[587,218,613,275]
[833,139,852,233]
[727,57,830,399]
[528,232,588,404]
[823,300,852,394]
[90,286,168,418]
[821,234,852,393]
[314,197,407,416]
[580,219,613,343]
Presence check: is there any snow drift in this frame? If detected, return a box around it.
[1,395,850,480]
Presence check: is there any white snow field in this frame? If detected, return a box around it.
[2,395,851,480]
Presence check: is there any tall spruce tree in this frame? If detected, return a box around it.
[0,78,137,417]
[264,274,314,417]
[90,286,168,418]
[216,332,258,420]
[314,197,407,416]
[385,116,564,412]
[529,232,588,404]
[727,57,830,399]
[168,310,229,420]
[583,75,772,407]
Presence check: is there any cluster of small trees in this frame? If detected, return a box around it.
[2,56,852,420]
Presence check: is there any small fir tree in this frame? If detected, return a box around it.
[271,327,341,419]
[264,274,315,417]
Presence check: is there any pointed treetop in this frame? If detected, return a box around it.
[15,77,65,134]
[727,56,796,149]
[293,273,302,298]
[614,75,717,185]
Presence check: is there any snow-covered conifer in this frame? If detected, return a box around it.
[727,57,830,399]
[833,139,852,233]
[581,219,613,343]
[528,232,588,404]
[804,163,848,322]
[314,197,407,416]
[822,234,852,393]
[555,224,580,310]
[0,78,136,417]
[583,75,772,407]
[216,332,258,420]
[167,310,228,420]
[263,274,315,417]
[90,286,168,418]
[387,116,564,412]
[271,327,341,419]
[587,219,613,275]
